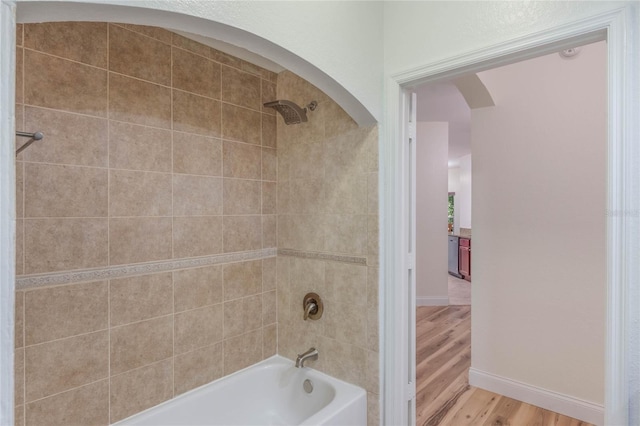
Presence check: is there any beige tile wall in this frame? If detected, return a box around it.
[14,21,380,426]
[275,71,380,426]
[14,22,278,425]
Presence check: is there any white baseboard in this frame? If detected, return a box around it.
[416,296,449,306]
[468,368,604,426]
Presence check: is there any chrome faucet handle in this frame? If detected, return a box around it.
[303,301,317,320]
[302,293,323,321]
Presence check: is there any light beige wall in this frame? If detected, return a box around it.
[416,122,449,304]
[471,41,607,403]
[275,71,379,426]
[14,22,278,424]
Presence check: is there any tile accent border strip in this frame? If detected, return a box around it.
[277,248,367,265]
[16,248,277,290]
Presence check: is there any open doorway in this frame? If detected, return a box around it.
[413,40,607,425]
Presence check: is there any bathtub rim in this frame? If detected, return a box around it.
[112,354,367,425]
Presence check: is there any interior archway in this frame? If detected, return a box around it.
[16,0,376,126]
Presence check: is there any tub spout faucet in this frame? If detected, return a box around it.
[295,347,319,368]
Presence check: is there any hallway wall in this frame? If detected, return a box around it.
[471,41,607,408]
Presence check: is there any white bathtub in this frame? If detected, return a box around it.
[115,355,367,425]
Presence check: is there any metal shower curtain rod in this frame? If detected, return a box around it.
[15,131,44,156]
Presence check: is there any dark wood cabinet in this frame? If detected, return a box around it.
[459,238,471,281]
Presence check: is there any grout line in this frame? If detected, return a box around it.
[170,42,175,262]
[170,44,176,399]
[22,327,109,350]
[21,291,26,413]
[22,47,108,72]
[23,376,110,407]
[107,25,112,415]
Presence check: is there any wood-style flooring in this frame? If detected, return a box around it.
[416,305,594,426]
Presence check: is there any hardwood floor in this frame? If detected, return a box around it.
[416,306,594,426]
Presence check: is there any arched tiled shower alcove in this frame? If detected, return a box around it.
[10,7,380,425]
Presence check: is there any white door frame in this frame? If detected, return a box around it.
[382,5,639,426]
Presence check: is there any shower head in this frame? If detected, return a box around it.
[263,100,317,125]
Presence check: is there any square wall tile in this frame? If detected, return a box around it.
[15,405,24,426]
[25,380,109,426]
[174,304,223,355]
[262,113,277,148]
[286,139,324,181]
[109,217,172,265]
[24,50,107,117]
[110,359,173,423]
[262,215,276,248]
[210,48,241,69]
[324,214,368,255]
[173,132,222,176]
[262,257,277,291]
[109,73,171,129]
[262,182,276,214]
[110,316,173,375]
[223,260,262,301]
[324,99,358,140]
[110,273,173,326]
[25,281,108,346]
[174,265,223,312]
[24,107,108,167]
[324,130,369,178]
[25,163,108,218]
[261,80,276,115]
[115,23,172,43]
[324,262,367,308]
[173,175,222,216]
[15,291,24,348]
[173,216,223,258]
[25,331,108,402]
[223,141,261,180]
[240,61,263,77]
[109,24,171,85]
[262,290,276,325]
[221,66,261,111]
[172,47,220,99]
[172,33,211,58]
[262,147,277,181]
[174,343,223,395]
[15,48,23,105]
[324,174,367,215]
[280,215,325,253]
[109,121,172,172]
[223,215,262,253]
[223,329,262,375]
[323,301,367,348]
[15,348,24,406]
[223,179,261,215]
[263,323,277,357]
[223,295,262,338]
[24,22,108,68]
[24,218,108,274]
[221,104,261,145]
[173,90,221,137]
[15,219,24,276]
[109,170,172,217]
[289,178,325,214]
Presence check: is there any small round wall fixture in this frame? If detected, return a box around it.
[559,47,581,58]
